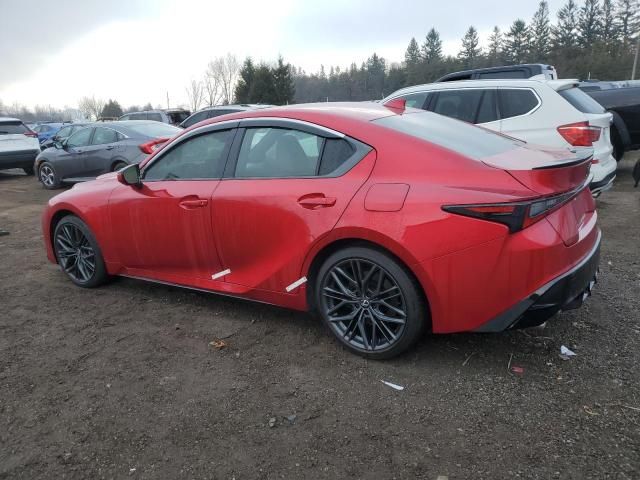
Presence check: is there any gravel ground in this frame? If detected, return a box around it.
[0,154,639,480]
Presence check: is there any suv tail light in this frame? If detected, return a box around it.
[443,185,585,233]
[139,137,169,154]
[24,131,38,138]
[557,121,601,147]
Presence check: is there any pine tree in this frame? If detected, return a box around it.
[404,37,422,85]
[505,19,531,64]
[251,64,276,104]
[101,99,123,118]
[488,26,504,63]
[578,0,603,48]
[531,1,551,61]
[600,0,620,49]
[552,0,579,49]
[458,26,481,67]
[423,28,443,63]
[616,0,640,48]
[235,58,255,103]
[272,56,295,105]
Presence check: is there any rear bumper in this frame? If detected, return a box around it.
[0,149,40,169]
[590,172,616,197]
[475,229,601,332]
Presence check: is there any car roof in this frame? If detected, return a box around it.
[0,117,23,123]
[384,78,580,99]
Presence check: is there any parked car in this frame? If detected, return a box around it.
[32,122,68,145]
[437,63,558,82]
[42,103,600,359]
[0,117,40,175]
[118,108,190,126]
[179,104,274,129]
[39,122,92,151]
[577,82,640,160]
[383,79,617,196]
[34,121,180,189]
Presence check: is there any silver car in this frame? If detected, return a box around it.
[35,121,181,189]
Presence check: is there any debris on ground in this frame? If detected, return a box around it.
[559,345,577,360]
[209,339,227,349]
[268,417,277,428]
[0,230,9,236]
[285,414,297,424]
[381,380,404,391]
[462,352,475,366]
[583,405,599,416]
[511,366,525,375]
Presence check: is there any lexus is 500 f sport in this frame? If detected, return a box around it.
[42,103,601,359]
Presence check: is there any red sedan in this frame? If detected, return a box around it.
[42,103,600,358]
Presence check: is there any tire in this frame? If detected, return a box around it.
[112,161,128,172]
[53,215,109,288]
[23,166,35,176]
[611,128,624,161]
[315,246,427,359]
[38,161,61,189]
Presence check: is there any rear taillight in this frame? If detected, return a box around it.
[557,121,601,147]
[443,188,583,233]
[24,131,37,138]
[139,137,169,154]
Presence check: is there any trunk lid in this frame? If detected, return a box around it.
[482,144,594,246]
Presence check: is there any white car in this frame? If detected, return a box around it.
[382,79,617,196]
[0,117,40,175]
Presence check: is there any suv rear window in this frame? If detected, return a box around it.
[373,111,521,160]
[0,121,28,134]
[559,87,605,114]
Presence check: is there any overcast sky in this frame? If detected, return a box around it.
[0,0,567,109]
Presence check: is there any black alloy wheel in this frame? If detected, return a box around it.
[53,216,108,287]
[316,247,426,359]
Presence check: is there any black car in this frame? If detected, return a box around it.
[179,104,273,129]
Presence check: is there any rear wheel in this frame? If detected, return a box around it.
[53,216,109,288]
[611,128,624,161]
[39,162,61,189]
[315,246,427,359]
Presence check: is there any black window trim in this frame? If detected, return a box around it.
[141,121,240,181]
[222,119,370,180]
[496,86,542,120]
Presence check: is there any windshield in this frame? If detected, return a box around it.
[372,110,522,160]
[126,122,181,138]
[559,88,606,114]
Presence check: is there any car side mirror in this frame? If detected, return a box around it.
[117,164,142,187]
[54,141,63,149]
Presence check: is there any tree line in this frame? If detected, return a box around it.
[292,0,639,102]
[1,0,637,121]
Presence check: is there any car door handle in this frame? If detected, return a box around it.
[179,199,208,209]
[106,145,115,150]
[297,195,337,209]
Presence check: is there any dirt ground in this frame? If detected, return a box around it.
[1,155,639,480]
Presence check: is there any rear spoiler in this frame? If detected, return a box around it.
[533,149,593,170]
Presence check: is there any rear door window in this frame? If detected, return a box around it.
[558,87,606,113]
[318,139,354,175]
[429,89,485,123]
[475,89,499,123]
[91,127,118,145]
[498,89,540,119]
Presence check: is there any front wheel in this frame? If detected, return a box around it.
[315,246,427,359]
[39,162,61,189]
[53,216,109,288]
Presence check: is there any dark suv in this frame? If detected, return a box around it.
[179,104,273,129]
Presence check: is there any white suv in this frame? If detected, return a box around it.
[383,79,617,196]
[0,117,40,175]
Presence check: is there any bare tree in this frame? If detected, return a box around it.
[206,54,240,105]
[78,95,105,120]
[203,71,223,107]
[185,80,204,112]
